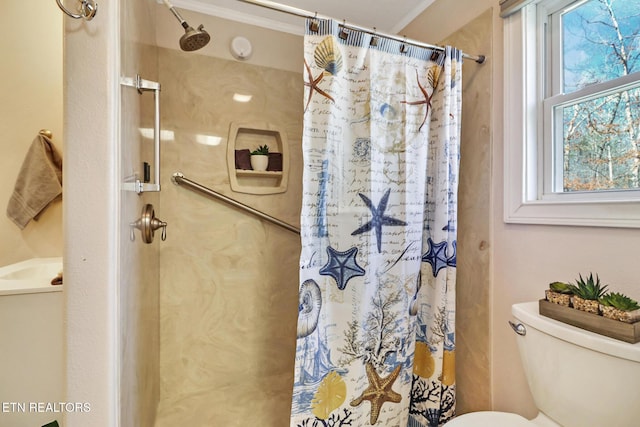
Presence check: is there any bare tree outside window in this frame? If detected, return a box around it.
[558,0,640,192]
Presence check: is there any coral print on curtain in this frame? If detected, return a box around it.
[292,18,462,427]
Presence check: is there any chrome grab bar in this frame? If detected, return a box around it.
[509,320,526,336]
[121,75,161,193]
[172,172,300,235]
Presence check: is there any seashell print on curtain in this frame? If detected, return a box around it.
[292,18,462,427]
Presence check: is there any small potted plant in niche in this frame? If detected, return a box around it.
[250,144,270,171]
[545,281,573,306]
[599,292,640,323]
[569,273,608,314]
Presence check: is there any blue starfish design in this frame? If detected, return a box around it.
[351,188,407,253]
[447,240,457,268]
[422,238,449,277]
[319,246,366,290]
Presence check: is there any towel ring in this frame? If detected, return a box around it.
[55,0,98,21]
[39,129,53,139]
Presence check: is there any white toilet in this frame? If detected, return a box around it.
[445,301,640,427]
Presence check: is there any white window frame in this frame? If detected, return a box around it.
[503,0,640,227]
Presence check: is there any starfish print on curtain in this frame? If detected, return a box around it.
[319,246,366,290]
[303,36,343,112]
[401,66,442,131]
[351,189,407,253]
[350,362,402,424]
[422,238,457,277]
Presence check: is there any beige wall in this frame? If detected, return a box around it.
[154,22,303,426]
[0,4,64,425]
[0,0,63,266]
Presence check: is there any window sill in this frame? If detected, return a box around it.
[505,198,640,228]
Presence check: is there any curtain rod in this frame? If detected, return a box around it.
[237,0,486,64]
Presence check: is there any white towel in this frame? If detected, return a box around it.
[6,134,63,229]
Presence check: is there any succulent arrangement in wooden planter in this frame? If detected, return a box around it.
[568,273,608,314]
[545,282,573,306]
[599,292,640,323]
[541,273,640,343]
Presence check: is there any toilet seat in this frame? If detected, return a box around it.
[443,411,534,427]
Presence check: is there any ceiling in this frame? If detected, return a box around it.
[171,0,436,35]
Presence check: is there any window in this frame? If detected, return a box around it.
[503,0,640,227]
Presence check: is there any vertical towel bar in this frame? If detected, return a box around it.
[121,75,162,193]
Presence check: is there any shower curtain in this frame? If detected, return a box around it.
[291,19,462,427]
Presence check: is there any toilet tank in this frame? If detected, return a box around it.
[512,302,640,427]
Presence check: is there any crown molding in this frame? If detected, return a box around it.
[165,0,303,35]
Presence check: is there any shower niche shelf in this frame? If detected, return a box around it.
[227,122,289,195]
[235,169,282,178]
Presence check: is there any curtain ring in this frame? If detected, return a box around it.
[370,27,378,47]
[338,19,348,40]
[400,35,409,54]
[309,12,319,32]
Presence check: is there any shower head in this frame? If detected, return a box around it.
[179,24,211,51]
[162,0,211,52]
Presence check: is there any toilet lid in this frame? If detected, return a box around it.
[443,411,533,427]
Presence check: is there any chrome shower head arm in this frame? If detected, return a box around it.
[162,0,187,27]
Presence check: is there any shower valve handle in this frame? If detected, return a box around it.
[129,204,167,244]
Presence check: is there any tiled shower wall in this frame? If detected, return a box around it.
[155,47,303,426]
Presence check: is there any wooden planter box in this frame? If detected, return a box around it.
[539,299,640,344]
